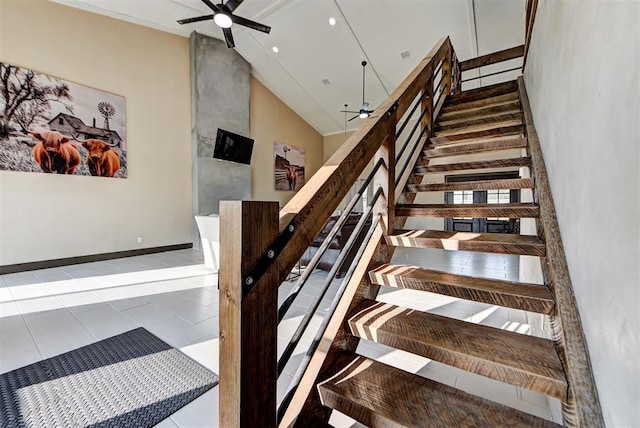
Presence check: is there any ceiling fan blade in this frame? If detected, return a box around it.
[201,0,222,13]
[177,14,214,25]
[348,114,360,122]
[340,110,360,114]
[222,27,235,48]
[224,0,244,12]
[231,14,271,33]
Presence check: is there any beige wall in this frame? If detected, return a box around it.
[250,77,323,207]
[323,131,353,162]
[0,0,192,265]
[524,1,639,426]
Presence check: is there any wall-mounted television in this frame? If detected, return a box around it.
[213,128,254,165]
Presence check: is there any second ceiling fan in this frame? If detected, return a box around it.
[177,0,271,48]
[341,61,375,121]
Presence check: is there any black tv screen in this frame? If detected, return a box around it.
[213,129,254,165]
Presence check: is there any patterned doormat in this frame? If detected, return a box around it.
[0,327,218,427]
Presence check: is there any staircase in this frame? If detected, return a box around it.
[219,36,602,428]
[312,79,568,426]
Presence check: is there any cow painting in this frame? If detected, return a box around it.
[31,131,81,174]
[81,139,121,177]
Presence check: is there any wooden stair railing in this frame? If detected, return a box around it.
[219,36,458,427]
[220,36,604,428]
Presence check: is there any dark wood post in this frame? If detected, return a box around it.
[219,201,279,427]
[374,115,397,234]
[421,74,435,138]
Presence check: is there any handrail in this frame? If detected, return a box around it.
[518,77,604,427]
[460,45,525,71]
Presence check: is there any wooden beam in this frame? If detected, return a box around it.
[460,45,525,71]
[407,178,534,192]
[318,352,561,427]
[370,264,553,313]
[219,201,279,427]
[422,137,527,158]
[517,77,604,426]
[395,202,539,218]
[349,299,566,398]
[414,156,531,174]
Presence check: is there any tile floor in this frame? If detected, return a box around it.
[0,247,562,427]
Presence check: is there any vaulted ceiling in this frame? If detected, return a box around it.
[51,0,525,135]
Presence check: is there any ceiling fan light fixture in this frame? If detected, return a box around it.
[359,111,369,119]
[214,12,233,28]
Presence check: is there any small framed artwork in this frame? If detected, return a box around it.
[0,62,127,178]
[274,141,305,191]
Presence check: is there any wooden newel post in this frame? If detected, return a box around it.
[442,47,453,96]
[219,201,280,427]
[374,114,397,234]
[421,75,434,138]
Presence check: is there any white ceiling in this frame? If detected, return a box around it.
[50,0,525,136]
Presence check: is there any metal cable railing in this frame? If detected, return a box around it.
[276,212,382,424]
[277,187,382,376]
[277,158,384,321]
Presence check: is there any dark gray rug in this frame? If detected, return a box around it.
[0,327,218,427]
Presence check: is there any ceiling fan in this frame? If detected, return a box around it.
[341,61,375,121]
[177,0,271,48]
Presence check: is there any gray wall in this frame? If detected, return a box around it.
[190,33,251,246]
[524,2,639,426]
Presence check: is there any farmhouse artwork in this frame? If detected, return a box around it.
[274,141,305,191]
[0,62,127,178]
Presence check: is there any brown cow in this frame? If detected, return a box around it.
[286,165,297,190]
[31,131,81,174]
[81,139,121,177]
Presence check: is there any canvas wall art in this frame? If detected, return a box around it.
[274,141,305,191]
[0,62,127,178]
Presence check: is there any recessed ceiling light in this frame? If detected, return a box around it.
[329,17,336,26]
[272,46,279,53]
[321,79,330,85]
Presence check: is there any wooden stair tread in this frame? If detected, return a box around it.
[436,110,523,131]
[445,80,518,105]
[369,263,553,313]
[434,119,524,138]
[441,92,520,113]
[348,300,567,399]
[415,157,531,174]
[318,352,560,428]
[422,137,527,159]
[386,229,545,257]
[395,203,539,218]
[407,178,533,192]
[438,99,522,121]
[429,125,524,146]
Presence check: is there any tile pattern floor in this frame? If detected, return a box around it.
[0,247,562,427]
